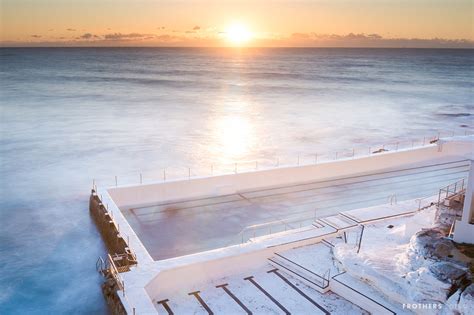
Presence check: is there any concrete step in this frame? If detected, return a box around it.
[331,272,410,315]
[254,268,329,315]
[268,255,330,293]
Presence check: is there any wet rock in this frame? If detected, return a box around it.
[459,284,474,311]
[409,228,459,261]
[434,240,455,259]
[406,267,452,302]
[429,262,467,283]
[442,284,474,315]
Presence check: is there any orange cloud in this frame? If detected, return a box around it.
[3,31,473,48]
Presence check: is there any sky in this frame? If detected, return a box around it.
[1,0,473,48]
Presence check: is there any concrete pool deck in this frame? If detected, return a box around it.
[91,136,473,314]
[121,159,469,261]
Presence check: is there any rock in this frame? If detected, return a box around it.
[434,240,455,258]
[409,228,457,260]
[459,284,474,312]
[442,289,461,315]
[442,284,474,315]
[406,267,452,303]
[429,262,467,283]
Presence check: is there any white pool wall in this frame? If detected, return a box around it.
[108,138,472,210]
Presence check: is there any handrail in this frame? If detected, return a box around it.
[234,177,467,245]
[96,132,472,187]
[437,178,466,205]
[108,254,124,291]
[388,194,397,205]
[235,213,317,244]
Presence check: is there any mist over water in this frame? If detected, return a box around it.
[0,47,472,313]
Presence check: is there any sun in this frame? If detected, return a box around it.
[225,23,252,45]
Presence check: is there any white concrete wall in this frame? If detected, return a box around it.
[109,140,472,209]
[144,229,343,301]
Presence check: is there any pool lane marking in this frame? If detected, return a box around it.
[188,290,214,315]
[244,276,290,315]
[216,283,252,314]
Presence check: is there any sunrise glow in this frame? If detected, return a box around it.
[225,23,252,45]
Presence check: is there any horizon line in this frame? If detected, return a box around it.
[1,45,473,49]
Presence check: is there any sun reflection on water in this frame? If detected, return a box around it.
[209,101,257,165]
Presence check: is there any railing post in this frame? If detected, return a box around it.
[188,167,191,179]
[115,176,118,187]
[352,148,355,158]
[122,280,125,297]
[357,225,365,254]
[255,161,258,170]
[423,137,426,146]
[140,173,142,184]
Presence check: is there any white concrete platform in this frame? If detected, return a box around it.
[154,264,368,315]
[94,136,473,314]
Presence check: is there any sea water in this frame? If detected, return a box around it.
[0,47,472,314]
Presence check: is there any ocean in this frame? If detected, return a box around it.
[0,47,472,314]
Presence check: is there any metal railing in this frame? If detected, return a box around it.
[235,214,317,244]
[95,130,472,188]
[234,176,467,245]
[437,178,466,206]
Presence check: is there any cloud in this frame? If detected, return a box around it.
[193,26,200,30]
[287,32,474,48]
[103,33,152,40]
[4,30,473,48]
[80,33,94,39]
[66,28,76,32]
